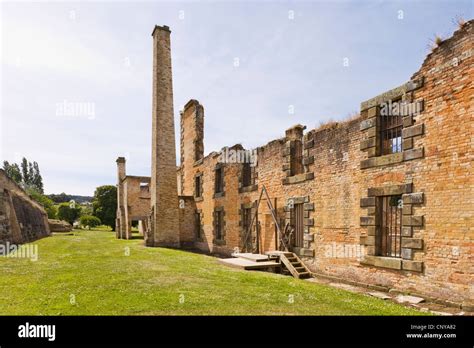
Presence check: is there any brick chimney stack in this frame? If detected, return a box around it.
[148,25,180,247]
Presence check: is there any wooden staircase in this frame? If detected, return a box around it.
[267,251,311,279]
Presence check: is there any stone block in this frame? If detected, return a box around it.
[402,215,423,227]
[360,117,377,131]
[367,126,377,138]
[402,116,414,128]
[360,197,375,207]
[303,203,314,211]
[360,216,376,226]
[402,204,412,215]
[304,234,314,241]
[367,226,376,236]
[401,248,413,260]
[402,124,424,139]
[304,218,314,226]
[402,260,423,272]
[403,137,413,150]
[362,256,402,270]
[360,235,375,246]
[360,137,376,150]
[403,192,424,204]
[403,147,424,161]
[367,147,377,158]
[360,158,375,169]
[401,226,413,237]
[303,156,314,165]
[367,106,379,118]
[368,183,412,196]
[401,238,423,249]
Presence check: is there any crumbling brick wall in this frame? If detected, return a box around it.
[177,21,473,305]
[115,157,151,239]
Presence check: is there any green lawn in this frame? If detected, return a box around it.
[0,230,425,315]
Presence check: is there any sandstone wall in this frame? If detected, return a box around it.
[0,169,51,246]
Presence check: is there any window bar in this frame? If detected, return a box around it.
[393,203,396,257]
[385,197,389,256]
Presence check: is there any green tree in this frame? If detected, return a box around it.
[57,201,82,225]
[4,158,44,193]
[26,188,57,219]
[92,185,117,231]
[3,161,22,184]
[21,157,30,186]
[49,192,70,203]
[32,162,44,194]
[80,215,101,229]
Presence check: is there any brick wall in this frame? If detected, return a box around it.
[177,21,473,305]
[149,25,180,247]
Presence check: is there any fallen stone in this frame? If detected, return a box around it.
[368,291,391,300]
[396,295,425,304]
[48,219,73,232]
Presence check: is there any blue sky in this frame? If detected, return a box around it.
[1,0,472,195]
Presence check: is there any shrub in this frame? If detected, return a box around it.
[80,215,101,229]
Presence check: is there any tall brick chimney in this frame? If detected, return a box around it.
[116,157,126,239]
[148,25,180,247]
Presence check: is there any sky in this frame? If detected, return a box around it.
[0,0,472,196]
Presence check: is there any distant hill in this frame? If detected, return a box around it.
[48,193,94,204]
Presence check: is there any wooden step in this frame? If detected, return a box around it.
[277,252,312,280]
[298,272,310,279]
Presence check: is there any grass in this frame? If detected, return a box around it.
[0,230,426,315]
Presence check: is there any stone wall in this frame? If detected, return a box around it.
[177,21,473,306]
[0,169,51,246]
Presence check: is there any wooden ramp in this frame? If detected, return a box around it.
[218,256,280,270]
[266,251,312,279]
[219,251,311,279]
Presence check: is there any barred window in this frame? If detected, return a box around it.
[215,210,224,240]
[376,195,403,258]
[215,167,223,194]
[380,113,402,155]
[195,175,202,198]
[242,163,254,187]
[195,211,201,239]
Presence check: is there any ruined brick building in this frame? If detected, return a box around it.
[117,21,473,307]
